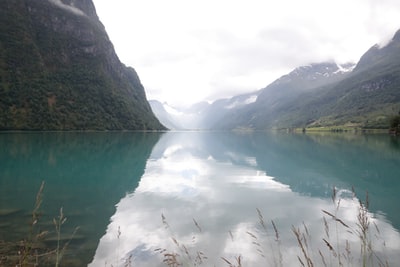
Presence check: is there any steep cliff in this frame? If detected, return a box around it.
[0,0,165,130]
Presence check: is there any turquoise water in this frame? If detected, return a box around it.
[0,132,161,265]
[1,132,399,266]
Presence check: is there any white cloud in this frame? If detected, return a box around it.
[89,132,400,266]
[92,0,400,107]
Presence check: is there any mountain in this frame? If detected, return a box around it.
[0,0,165,130]
[149,90,262,130]
[199,91,261,129]
[148,29,400,131]
[212,62,356,129]
[149,62,354,130]
[149,100,183,130]
[210,30,400,130]
[160,62,354,130]
[149,100,210,130]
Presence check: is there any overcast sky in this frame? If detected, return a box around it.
[92,0,400,108]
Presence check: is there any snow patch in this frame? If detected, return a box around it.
[163,103,183,116]
[225,95,258,109]
[244,94,258,104]
[225,101,240,109]
[48,0,86,16]
[334,63,356,74]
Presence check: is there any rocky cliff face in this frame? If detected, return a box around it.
[0,0,165,130]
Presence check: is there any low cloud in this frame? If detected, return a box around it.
[93,0,400,106]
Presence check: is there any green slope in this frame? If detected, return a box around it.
[215,30,400,130]
[0,0,165,130]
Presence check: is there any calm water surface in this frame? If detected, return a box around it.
[0,132,399,266]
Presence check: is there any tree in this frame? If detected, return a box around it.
[389,114,400,134]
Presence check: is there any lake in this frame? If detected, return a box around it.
[1,131,399,266]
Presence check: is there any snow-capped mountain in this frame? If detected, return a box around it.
[149,100,209,130]
[273,62,356,88]
[149,90,262,130]
[149,62,356,130]
[150,28,400,130]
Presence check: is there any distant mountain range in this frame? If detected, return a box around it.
[151,29,400,130]
[149,92,260,130]
[0,0,165,130]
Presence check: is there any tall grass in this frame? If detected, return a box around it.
[0,182,78,267]
[292,187,389,267]
[153,187,389,267]
[1,185,391,267]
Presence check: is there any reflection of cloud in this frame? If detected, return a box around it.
[162,144,183,158]
[235,172,290,191]
[89,133,400,267]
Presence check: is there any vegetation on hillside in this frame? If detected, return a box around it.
[0,0,165,131]
[389,113,400,134]
[211,30,400,131]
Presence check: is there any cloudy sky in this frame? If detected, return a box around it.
[92,0,400,108]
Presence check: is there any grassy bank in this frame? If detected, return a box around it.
[292,126,389,134]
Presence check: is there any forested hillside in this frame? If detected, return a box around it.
[0,0,165,130]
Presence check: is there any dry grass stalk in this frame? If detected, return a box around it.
[54,207,66,267]
[163,252,182,267]
[155,187,389,267]
[271,219,283,267]
[221,255,242,267]
[246,231,265,259]
[303,222,310,238]
[0,181,80,267]
[254,208,283,266]
[159,214,209,267]
[194,251,208,265]
[271,220,279,241]
[319,250,327,267]
[228,230,234,242]
[292,226,314,267]
[123,254,133,267]
[321,210,350,229]
[256,208,266,231]
[321,188,391,267]
[322,238,337,258]
[18,181,46,265]
[246,231,257,239]
[297,255,305,267]
[343,239,353,265]
[356,192,371,267]
[323,217,330,239]
[193,219,202,233]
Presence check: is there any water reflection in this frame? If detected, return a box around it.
[90,132,400,266]
[0,132,162,265]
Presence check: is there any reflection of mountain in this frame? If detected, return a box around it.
[0,132,162,265]
[206,132,400,228]
[90,132,400,266]
[139,132,400,228]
